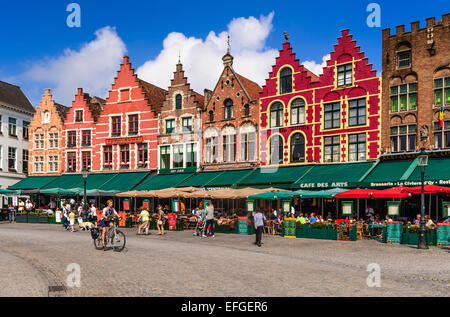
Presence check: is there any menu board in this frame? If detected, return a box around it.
[168,213,177,230]
[341,201,353,216]
[443,202,450,218]
[387,202,400,216]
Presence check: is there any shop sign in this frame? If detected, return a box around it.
[106,136,144,145]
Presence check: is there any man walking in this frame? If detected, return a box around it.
[204,202,215,238]
[254,208,266,247]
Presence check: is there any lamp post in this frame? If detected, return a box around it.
[417,149,429,250]
[82,170,88,219]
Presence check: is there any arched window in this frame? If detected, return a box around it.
[224,99,234,119]
[222,126,236,163]
[244,104,250,117]
[270,135,284,165]
[280,68,292,94]
[291,98,305,125]
[43,111,50,124]
[175,94,182,110]
[290,133,305,163]
[209,110,214,122]
[270,102,284,128]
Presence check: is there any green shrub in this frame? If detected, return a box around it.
[311,222,328,229]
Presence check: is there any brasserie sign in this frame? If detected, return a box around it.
[106,136,144,145]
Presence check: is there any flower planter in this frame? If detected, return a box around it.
[15,214,28,223]
[38,216,49,224]
[27,216,40,223]
[295,225,339,241]
[401,228,436,246]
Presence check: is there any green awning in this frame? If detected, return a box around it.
[177,171,223,188]
[100,172,150,192]
[237,166,313,187]
[84,173,118,191]
[360,160,416,187]
[9,176,58,190]
[407,158,450,186]
[40,188,80,196]
[0,188,19,195]
[135,173,194,191]
[292,162,375,189]
[41,174,84,190]
[248,191,294,200]
[293,188,347,198]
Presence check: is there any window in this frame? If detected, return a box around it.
[49,132,59,149]
[280,68,292,94]
[348,98,366,126]
[337,64,353,87]
[390,125,416,152]
[434,77,450,107]
[67,131,77,148]
[223,134,236,162]
[166,119,175,134]
[182,117,192,132]
[224,99,234,119]
[75,110,83,122]
[34,156,44,173]
[175,94,182,110]
[205,137,218,164]
[112,116,121,137]
[348,134,366,162]
[291,99,305,125]
[138,143,148,167]
[173,144,184,168]
[270,102,284,128]
[8,118,17,136]
[186,143,198,168]
[43,111,50,124]
[128,114,139,136]
[324,102,341,129]
[324,136,340,163]
[241,132,256,162]
[34,134,44,149]
[82,152,91,171]
[23,150,28,174]
[244,104,250,117]
[8,147,16,170]
[160,146,171,169]
[48,156,59,173]
[82,130,91,147]
[67,153,77,172]
[209,111,214,122]
[270,135,284,165]
[290,133,305,163]
[434,121,450,149]
[398,51,411,68]
[390,83,417,112]
[120,145,130,168]
[103,146,113,168]
[23,121,29,140]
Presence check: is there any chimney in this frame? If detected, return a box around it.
[442,13,450,26]
[426,17,435,28]
[382,28,391,40]
[410,21,420,33]
[45,89,51,95]
[396,25,405,35]
[123,56,130,64]
[77,88,83,95]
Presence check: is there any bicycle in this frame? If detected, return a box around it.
[92,218,126,252]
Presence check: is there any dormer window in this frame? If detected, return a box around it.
[397,50,411,69]
[224,99,234,119]
[75,110,83,122]
[280,68,293,94]
[337,64,353,87]
[175,94,182,110]
[43,111,50,124]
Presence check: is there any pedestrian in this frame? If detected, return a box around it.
[137,206,150,236]
[157,205,165,235]
[48,199,57,212]
[204,202,215,238]
[326,212,333,221]
[290,205,296,218]
[254,208,266,247]
[69,207,76,232]
[89,203,97,223]
[62,204,70,230]
[77,204,84,225]
[25,199,33,213]
[8,204,15,222]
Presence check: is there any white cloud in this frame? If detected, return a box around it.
[303,54,330,76]
[137,12,279,93]
[24,26,126,105]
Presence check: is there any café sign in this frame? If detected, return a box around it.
[106,136,144,145]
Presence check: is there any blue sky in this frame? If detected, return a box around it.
[1,0,449,106]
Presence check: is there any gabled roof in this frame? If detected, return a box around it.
[235,73,262,101]
[54,102,70,121]
[0,81,35,114]
[139,79,167,113]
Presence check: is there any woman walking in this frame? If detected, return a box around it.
[157,205,165,235]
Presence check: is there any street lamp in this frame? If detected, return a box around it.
[82,170,89,219]
[417,148,428,250]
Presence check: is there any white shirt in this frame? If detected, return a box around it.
[25,203,33,210]
[90,207,96,216]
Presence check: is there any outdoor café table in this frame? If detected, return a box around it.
[367,223,386,240]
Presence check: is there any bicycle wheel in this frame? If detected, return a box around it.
[112,230,126,252]
[94,235,104,250]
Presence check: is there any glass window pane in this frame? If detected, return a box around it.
[445,131,450,148]
[400,136,407,151]
[391,86,398,95]
[400,84,407,94]
[390,127,398,136]
[391,97,398,112]
[408,125,416,134]
[409,83,417,92]
[399,126,407,134]
[435,90,443,106]
[409,93,417,110]
[445,88,450,105]
[435,133,442,148]
[400,95,407,111]
[435,78,443,88]
[445,77,450,87]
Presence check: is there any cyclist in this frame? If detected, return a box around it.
[100,200,120,251]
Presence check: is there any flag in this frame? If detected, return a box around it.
[439,106,445,129]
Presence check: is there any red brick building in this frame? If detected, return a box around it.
[61,88,104,173]
[93,56,167,172]
[158,62,204,173]
[260,30,381,166]
[201,52,262,171]
[381,14,450,153]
